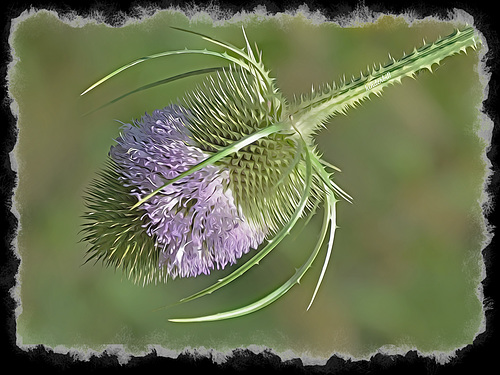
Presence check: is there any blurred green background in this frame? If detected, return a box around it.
[10,9,486,359]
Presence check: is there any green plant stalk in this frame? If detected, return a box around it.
[291,27,480,137]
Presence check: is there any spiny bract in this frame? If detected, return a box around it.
[81,25,480,322]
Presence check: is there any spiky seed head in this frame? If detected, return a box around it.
[179,64,324,233]
[83,106,268,282]
[81,159,162,285]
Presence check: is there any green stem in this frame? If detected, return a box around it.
[293,27,480,136]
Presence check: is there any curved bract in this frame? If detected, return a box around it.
[81,25,481,322]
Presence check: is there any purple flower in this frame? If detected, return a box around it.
[109,105,267,279]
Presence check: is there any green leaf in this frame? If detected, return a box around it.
[80,48,251,96]
[82,67,225,115]
[170,26,272,88]
[307,191,338,310]
[174,139,311,306]
[168,145,330,322]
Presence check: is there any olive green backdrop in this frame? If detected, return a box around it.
[10,9,487,360]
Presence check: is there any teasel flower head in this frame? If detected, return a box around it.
[81,26,480,322]
[108,105,266,279]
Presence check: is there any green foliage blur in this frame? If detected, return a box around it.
[10,8,486,358]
